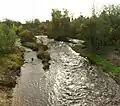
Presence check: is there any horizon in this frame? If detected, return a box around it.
[0,0,119,23]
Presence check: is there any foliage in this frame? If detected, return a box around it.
[0,47,23,71]
[12,24,23,35]
[23,19,42,35]
[49,9,71,40]
[0,23,16,53]
[41,5,120,53]
[83,52,120,73]
[73,5,120,53]
[72,45,120,73]
[19,29,36,43]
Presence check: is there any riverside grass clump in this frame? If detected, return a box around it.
[19,29,36,43]
[19,29,39,51]
[72,44,120,85]
[0,22,24,88]
[72,45,120,73]
[0,47,24,72]
[0,47,24,88]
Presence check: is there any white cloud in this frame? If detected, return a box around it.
[0,0,119,22]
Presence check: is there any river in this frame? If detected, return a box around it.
[12,47,50,106]
[12,36,120,106]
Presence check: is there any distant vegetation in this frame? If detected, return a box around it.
[46,5,120,54]
[0,4,120,74]
[19,5,120,54]
[0,23,16,53]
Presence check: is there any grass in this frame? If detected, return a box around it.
[84,53,120,73]
[72,45,120,73]
[0,47,24,71]
[72,44,120,85]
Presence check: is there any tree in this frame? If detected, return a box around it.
[50,9,71,41]
[0,23,16,53]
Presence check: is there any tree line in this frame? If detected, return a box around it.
[1,4,120,54]
[44,5,120,54]
[49,5,120,54]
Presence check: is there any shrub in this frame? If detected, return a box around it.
[0,50,24,71]
[0,23,16,53]
[19,30,36,43]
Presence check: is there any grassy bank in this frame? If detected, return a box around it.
[0,47,24,87]
[0,47,24,106]
[72,45,120,73]
[0,47,24,71]
[72,45,120,84]
[81,52,120,73]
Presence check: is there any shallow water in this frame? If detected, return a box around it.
[12,48,50,106]
[12,37,120,106]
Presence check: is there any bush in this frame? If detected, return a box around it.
[7,61,20,70]
[19,30,36,43]
[0,49,24,71]
[0,23,16,53]
[49,9,71,40]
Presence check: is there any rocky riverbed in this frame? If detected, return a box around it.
[46,39,120,106]
[1,36,120,106]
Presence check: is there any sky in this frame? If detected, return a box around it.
[0,0,119,22]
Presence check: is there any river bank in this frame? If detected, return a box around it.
[1,36,120,106]
[0,47,24,106]
[28,36,120,106]
[71,43,120,85]
[44,37,120,106]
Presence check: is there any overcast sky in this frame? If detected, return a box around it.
[0,0,119,22]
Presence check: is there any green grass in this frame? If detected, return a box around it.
[0,47,24,71]
[72,45,120,73]
[85,53,120,73]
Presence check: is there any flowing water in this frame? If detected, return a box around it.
[12,36,120,106]
[12,47,50,106]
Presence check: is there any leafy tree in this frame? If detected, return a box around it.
[71,5,120,53]
[19,29,36,43]
[0,23,16,53]
[50,9,71,41]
